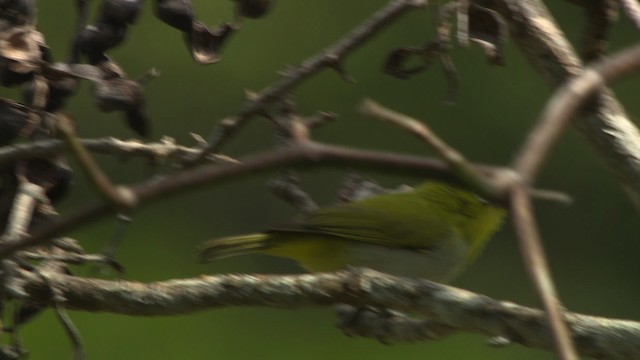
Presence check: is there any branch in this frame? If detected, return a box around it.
[488,0,640,209]
[2,141,508,258]
[513,42,640,185]
[359,98,503,199]
[567,0,617,62]
[11,268,640,360]
[55,112,136,209]
[0,137,238,167]
[192,0,428,161]
[510,184,575,360]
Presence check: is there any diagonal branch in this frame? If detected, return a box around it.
[513,42,640,185]
[510,184,576,360]
[487,0,640,210]
[192,0,428,162]
[359,98,503,199]
[55,113,137,209]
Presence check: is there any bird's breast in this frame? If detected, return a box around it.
[343,237,468,281]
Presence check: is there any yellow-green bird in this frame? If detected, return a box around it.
[200,181,505,282]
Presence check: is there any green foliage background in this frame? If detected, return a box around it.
[3,1,640,359]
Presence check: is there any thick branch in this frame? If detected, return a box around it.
[12,268,640,360]
[514,43,640,184]
[487,0,640,209]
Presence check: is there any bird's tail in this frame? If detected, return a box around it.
[199,233,271,263]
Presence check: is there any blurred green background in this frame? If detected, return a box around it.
[2,1,639,359]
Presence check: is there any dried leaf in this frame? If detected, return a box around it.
[95,78,145,112]
[98,0,143,26]
[125,108,150,138]
[383,42,443,79]
[154,0,194,32]
[0,27,45,63]
[94,78,150,137]
[46,63,104,82]
[0,0,37,28]
[383,47,428,79]
[76,23,127,64]
[185,21,235,64]
[468,4,507,66]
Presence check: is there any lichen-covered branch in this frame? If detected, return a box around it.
[486,0,640,209]
[11,268,640,360]
[0,137,237,167]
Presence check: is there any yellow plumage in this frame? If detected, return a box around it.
[200,181,505,281]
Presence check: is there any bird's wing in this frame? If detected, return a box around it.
[270,196,454,249]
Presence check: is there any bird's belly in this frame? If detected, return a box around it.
[344,240,468,282]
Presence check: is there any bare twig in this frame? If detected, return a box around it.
[99,212,133,261]
[46,275,85,360]
[55,113,137,209]
[54,303,85,360]
[506,46,640,354]
[567,0,617,61]
[359,99,502,198]
[9,268,640,359]
[21,251,121,268]
[192,0,428,162]
[267,173,318,214]
[510,184,577,360]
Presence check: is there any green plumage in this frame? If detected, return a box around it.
[200,181,505,281]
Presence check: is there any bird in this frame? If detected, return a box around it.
[200,181,505,282]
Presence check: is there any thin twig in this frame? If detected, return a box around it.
[99,212,132,261]
[38,270,85,360]
[568,0,617,61]
[267,173,318,214]
[359,98,503,199]
[192,0,428,162]
[510,184,577,360]
[0,137,239,167]
[54,303,85,360]
[55,113,137,209]
[20,251,122,269]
